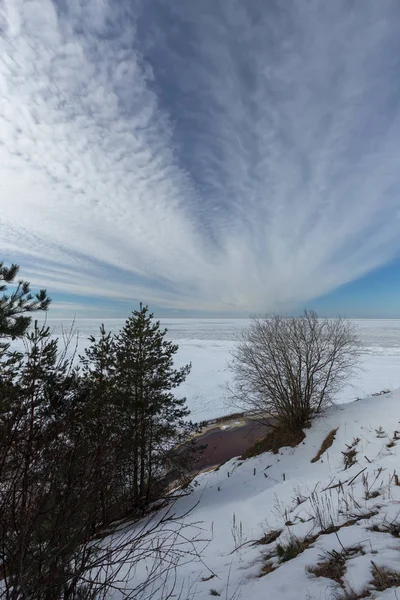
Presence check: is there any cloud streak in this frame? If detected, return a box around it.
[1,0,400,313]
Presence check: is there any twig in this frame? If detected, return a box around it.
[347,467,367,486]
[323,479,347,491]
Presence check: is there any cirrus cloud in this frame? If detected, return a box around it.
[1,0,400,314]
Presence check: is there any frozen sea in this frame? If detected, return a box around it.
[40,318,400,422]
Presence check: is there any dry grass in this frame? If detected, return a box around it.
[307,547,363,586]
[311,428,339,463]
[257,533,317,578]
[328,559,400,599]
[332,587,370,600]
[241,427,306,459]
[340,510,378,528]
[258,562,276,577]
[370,519,400,537]
[254,529,282,546]
[314,509,377,536]
[308,552,346,584]
[342,448,357,469]
[370,562,400,591]
[365,490,380,499]
[342,439,359,469]
[276,534,317,563]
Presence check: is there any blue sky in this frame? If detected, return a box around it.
[1,0,400,318]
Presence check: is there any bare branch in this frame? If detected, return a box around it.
[227,311,361,432]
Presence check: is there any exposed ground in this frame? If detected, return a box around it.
[192,418,272,471]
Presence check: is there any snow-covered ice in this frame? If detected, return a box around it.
[45,318,400,422]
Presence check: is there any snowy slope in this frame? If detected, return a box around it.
[113,390,400,600]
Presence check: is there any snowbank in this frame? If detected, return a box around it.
[112,390,400,599]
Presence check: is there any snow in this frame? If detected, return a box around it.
[171,318,400,421]
[43,318,400,422]
[108,390,400,599]
[11,317,400,597]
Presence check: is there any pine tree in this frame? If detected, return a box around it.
[79,325,122,524]
[114,304,194,510]
[0,261,50,339]
[0,322,93,598]
[0,321,151,598]
[0,270,204,595]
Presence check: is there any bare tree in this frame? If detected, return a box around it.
[228,310,361,432]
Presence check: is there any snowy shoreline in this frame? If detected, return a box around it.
[26,317,400,422]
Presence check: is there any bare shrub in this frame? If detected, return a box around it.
[228,311,360,432]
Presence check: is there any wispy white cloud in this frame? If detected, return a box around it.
[1,0,400,314]
[50,301,106,314]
